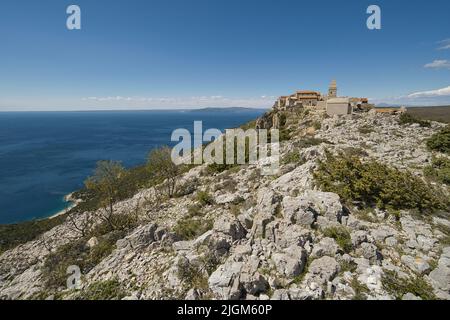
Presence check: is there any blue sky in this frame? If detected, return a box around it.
[0,0,449,110]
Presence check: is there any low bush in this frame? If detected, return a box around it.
[398,113,431,128]
[312,121,322,130]
[358,125,375,135]
[424,156,450,185]
[427,125,450,154]
[323,226,353,253]
[350,277,370,300]
[282,151,305,165]
[314,152,447,213]
[294,137,331,149]
[42,230,125,289]
[196,191,215,206]
[76,279,128,300]
[382,270,436,300]
[173,217,213,240]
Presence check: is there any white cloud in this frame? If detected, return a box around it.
[408,86,450,98]
[438,39,450,50]
[372,85,450,106]
[424,59,450,69]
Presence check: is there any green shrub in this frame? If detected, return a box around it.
[350,277,370,300]
[42,239,89,289]
[186,204,203,218]
[342,147,369,158]
[312,121,322,130]
[77,279,128,300]
[399,113,431,127]
[437,224,450,245]
[382,270,436,300]
[42,230,124,289]
[294,137,331,149]
[282,151,305,165]
[279,128,292,142]
[358,125,375,135]
[177,262,209,291]
[424,156,450,185]
[173,217,213,240]
[427,125,450,154]
[196,191,214,206]
[314,152,446,213]
[323,226,353,253]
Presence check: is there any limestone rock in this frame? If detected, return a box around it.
[272,245,307,277]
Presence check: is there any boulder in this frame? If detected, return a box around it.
[272,245,307,277]
[208,260,244,300]
[129,223,158,248]
[302,190,344,223]
[401,255,431,275]
[275,224,312,249]
[282,196,316,227]
[306,256,340,285]
[311,237,339,258]
[86,237,99,249]
[428,247,450,299]
[214,216,247,241]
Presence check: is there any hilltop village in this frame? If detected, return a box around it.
[256,80,401,130]
[276,80,372,115]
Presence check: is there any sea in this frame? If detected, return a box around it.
[0,109,265,224]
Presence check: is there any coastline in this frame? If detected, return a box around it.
[48,193,81,220]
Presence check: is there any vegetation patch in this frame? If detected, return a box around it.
[294,137,331,149]
[42,229,126,290]
[358,125,375,135]
[177,262,209,292]
[76,279,128,300]
[312,121,322,130]
[427,125,450,154]
[382,270,436,300]
[323,226,353,253]
[398,113,431,128]
[196,191,215,206]
[314,152,447,213]
[350,277,370,300]
[282,151,305,166]
[173,217,213,240]
[424,156,450,185]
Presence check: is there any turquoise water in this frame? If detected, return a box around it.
[0,109,265,224]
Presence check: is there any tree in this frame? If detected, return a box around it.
[66,210,94,239]
[85,160,126,231]
[147,146,180,198]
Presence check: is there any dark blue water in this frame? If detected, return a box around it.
[0,109,264,224]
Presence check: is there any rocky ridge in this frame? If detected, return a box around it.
[0,108,449,300]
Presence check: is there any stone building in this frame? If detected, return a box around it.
[293,90,321,107]
[326,97,352,116]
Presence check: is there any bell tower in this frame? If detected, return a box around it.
[328,80,337,98]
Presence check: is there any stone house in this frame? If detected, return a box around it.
[326,97,352,116]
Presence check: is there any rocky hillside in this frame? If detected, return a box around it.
[1,108,449,300]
